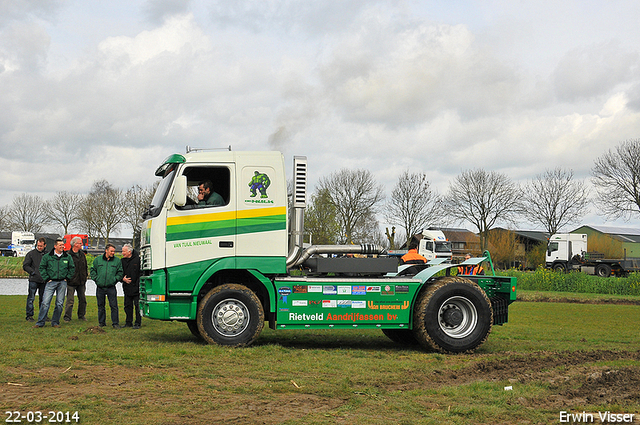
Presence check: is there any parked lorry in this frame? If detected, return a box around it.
[546,233,640,277]
[139,150,517,353]
[388,229,453,262]
[5,231,36,257]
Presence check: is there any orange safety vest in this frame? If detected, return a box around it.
[401,249,427,265]
[457,264,483,275]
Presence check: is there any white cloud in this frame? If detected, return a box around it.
[2,1,640,233]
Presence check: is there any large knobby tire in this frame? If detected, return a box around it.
[197,284,264,347]
[413,277,492,354]
[381,329,419,346]
[595,264,612,278]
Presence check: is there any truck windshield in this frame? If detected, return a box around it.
[144,167,176,219]
[21,239,35,245]
[435,241,452,253]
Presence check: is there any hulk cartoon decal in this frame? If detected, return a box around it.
[249,171,271,198]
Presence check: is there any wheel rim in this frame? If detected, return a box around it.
[211,298,249,337]
[437,296,478,339]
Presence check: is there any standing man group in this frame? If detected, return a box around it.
[64,236,88,322]
[24,238,142,330]
[34,239,75,328]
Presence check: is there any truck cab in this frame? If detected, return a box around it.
[546,233,587,271]
[10,231,36,257]
[418,229,452,262]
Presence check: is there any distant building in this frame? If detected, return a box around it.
[570,225,640,258]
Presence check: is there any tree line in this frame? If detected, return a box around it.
[306,138,640,250]
[1,138,639,251]
[0,180,157,248]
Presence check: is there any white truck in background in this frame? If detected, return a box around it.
[546,233,640,277]
[9,231,36,257]
[388,229,453,262]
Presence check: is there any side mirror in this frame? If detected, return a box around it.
[173,175,187,207]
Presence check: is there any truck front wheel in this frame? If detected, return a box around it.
[197,284,264,347]
[413,277,492,353]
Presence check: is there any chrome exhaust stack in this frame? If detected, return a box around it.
[286,156,307,268]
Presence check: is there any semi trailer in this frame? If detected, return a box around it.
[139,149,517,353]
[546,233,640,277]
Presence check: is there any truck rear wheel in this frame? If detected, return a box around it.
[596,264,612,277]
[413,277,492,353]
[197,284,264,347]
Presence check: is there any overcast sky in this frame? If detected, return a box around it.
[2,0,640,236]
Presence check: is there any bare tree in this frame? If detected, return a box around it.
[317,169,385,244]
[444,169,520,251]
[125,183,157,248]
[7,193,49,233]
[521,168,589,235]
[43,191,83,235]
[79,180,127,245]
[591,138,640,220]
[0,205,9,231]
[384,170,442,247]
[305,188,340,245]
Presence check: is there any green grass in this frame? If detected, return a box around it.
[1,294,639,424]
[501,267,640,296]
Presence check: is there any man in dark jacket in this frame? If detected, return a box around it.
[64,236,88,322]
[91,244,123,329]
[35,239,75,328]
[121,243,141,329]
[23,238,47,322]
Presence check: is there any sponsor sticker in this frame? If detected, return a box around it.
[366,286,381,293]
[352,300,366,309]
[352,285,366,295]
[278,287,292,303]
[337,300,352,308]
[322,300,337,308]
[337,286,352,295]
[292,300,308,307]
[323,285,337,295]
[396,285,410,294]
[293,285,308,294]
[308,285,322,293]
[381,285,395,296]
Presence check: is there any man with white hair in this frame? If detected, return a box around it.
[64,236,88,322]
[121,243,141,329]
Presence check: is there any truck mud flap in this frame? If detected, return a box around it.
[489,296,509,326]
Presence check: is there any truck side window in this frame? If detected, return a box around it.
[179,166,230,209]
[548,242,558,253]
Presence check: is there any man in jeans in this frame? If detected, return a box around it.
[35,239,75,328]
[23,238,47,322]
[64,236,88,322]
[91,244,123,329]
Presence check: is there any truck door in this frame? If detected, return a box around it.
[165,163,236,292]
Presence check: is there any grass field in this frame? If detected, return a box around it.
[1,292,639,424]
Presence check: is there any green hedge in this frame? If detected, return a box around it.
[500,266,640,296]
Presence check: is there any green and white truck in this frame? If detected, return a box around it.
[139,149,517,353]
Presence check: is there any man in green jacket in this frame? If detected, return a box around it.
[35,239,75,328]
[91,244,124,329]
